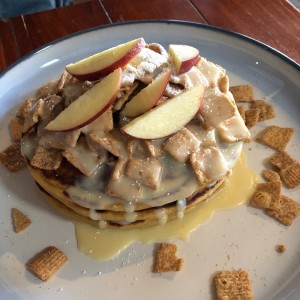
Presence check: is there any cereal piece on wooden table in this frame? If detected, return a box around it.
[245,108,260,128]
[261,169,280,182]
[26,246,68,281]
[251,99,275,121]
[229,85,253,102]
[0,143,26,172]
[153,243,183,273]
[257,126,294,152]
[214,270,253,300]
[11,208,32,233]
[265,195,300,226]
[250,181,281,211]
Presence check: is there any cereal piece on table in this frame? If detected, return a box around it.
[30,145,62,170]
[9,117,24,142]
[261,169,280,182]
[279,164,300,188]
[257,126,294,152]
[237,106,246,121]
[269,151,295,170]
[245,108,260,129]
[153,243,183,273]
[251,100,275,121]
[11,208,32,233]
[0,143,26,172]
[265,195,300,226]
[214,270,253,300]
[26,246,68,281]
[229,85,253,102]
[250,181,281,210]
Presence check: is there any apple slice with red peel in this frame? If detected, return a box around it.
[121,69,171,117]
[45,68,122,132]
[122,85,204,139]
[66,38,145,80]
[169,44,200,75]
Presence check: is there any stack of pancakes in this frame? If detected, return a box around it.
[20,40,250,229]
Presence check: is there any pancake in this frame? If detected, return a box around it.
[19,39,251,230]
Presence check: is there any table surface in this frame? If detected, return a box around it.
[0,0,299,73]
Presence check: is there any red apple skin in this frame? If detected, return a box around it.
[46,68,122,132]
[67,38,146,81]
[177,55,200,75]
[121,68,172,117]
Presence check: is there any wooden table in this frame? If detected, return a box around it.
[0,0,300,73]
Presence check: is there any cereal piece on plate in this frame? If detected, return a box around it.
[265,195,300,226]
[11,208,32,233]
[269,151,295,170]
[251,99,275,121]
[245,108,260,129]
[229,85,253,102]
[26,246,68,281]
[30,145,62,170]
[214,270,253,300]
[250,181,281,210]
[261,169,281,182]
[0,143,26,172]
[279,164,300,189]
[153,243,183,273]
[257,125,294,152]
[237,106,246,121]
[16,98,35,118]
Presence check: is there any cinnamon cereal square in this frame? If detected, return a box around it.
[250,181,281,210]
[265,195,300,226]
[26,246,68,281]
[0,143,26,172]
[229,85,253,102]
[245,108,260,129]
[257,126,294,152]
[279,164,300,188]
[251,100,275,121]
[153,243,183,273]
[214,270,253,300]
[30,145,62,170]
[261,169,281,182]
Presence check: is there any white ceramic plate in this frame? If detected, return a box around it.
[0,21,300,300]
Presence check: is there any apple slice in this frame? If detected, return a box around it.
[121,69,171,117]
[122,85,204,139]
[66,38,145,81]
[169,44,200,75]
[45,68,122,132]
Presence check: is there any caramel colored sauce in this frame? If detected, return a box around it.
[74,152,257,261]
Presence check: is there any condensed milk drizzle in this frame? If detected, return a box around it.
[74,153,257,261]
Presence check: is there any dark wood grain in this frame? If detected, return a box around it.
[101,0,206,23]
[191,0,300,63]
[0,19,19,70]
[22,1,110,50]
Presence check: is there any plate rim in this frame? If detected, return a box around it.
[0,20,299,80]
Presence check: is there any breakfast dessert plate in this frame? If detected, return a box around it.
[0,21,300,300]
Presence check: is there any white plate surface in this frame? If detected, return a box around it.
[0,21,300,300]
